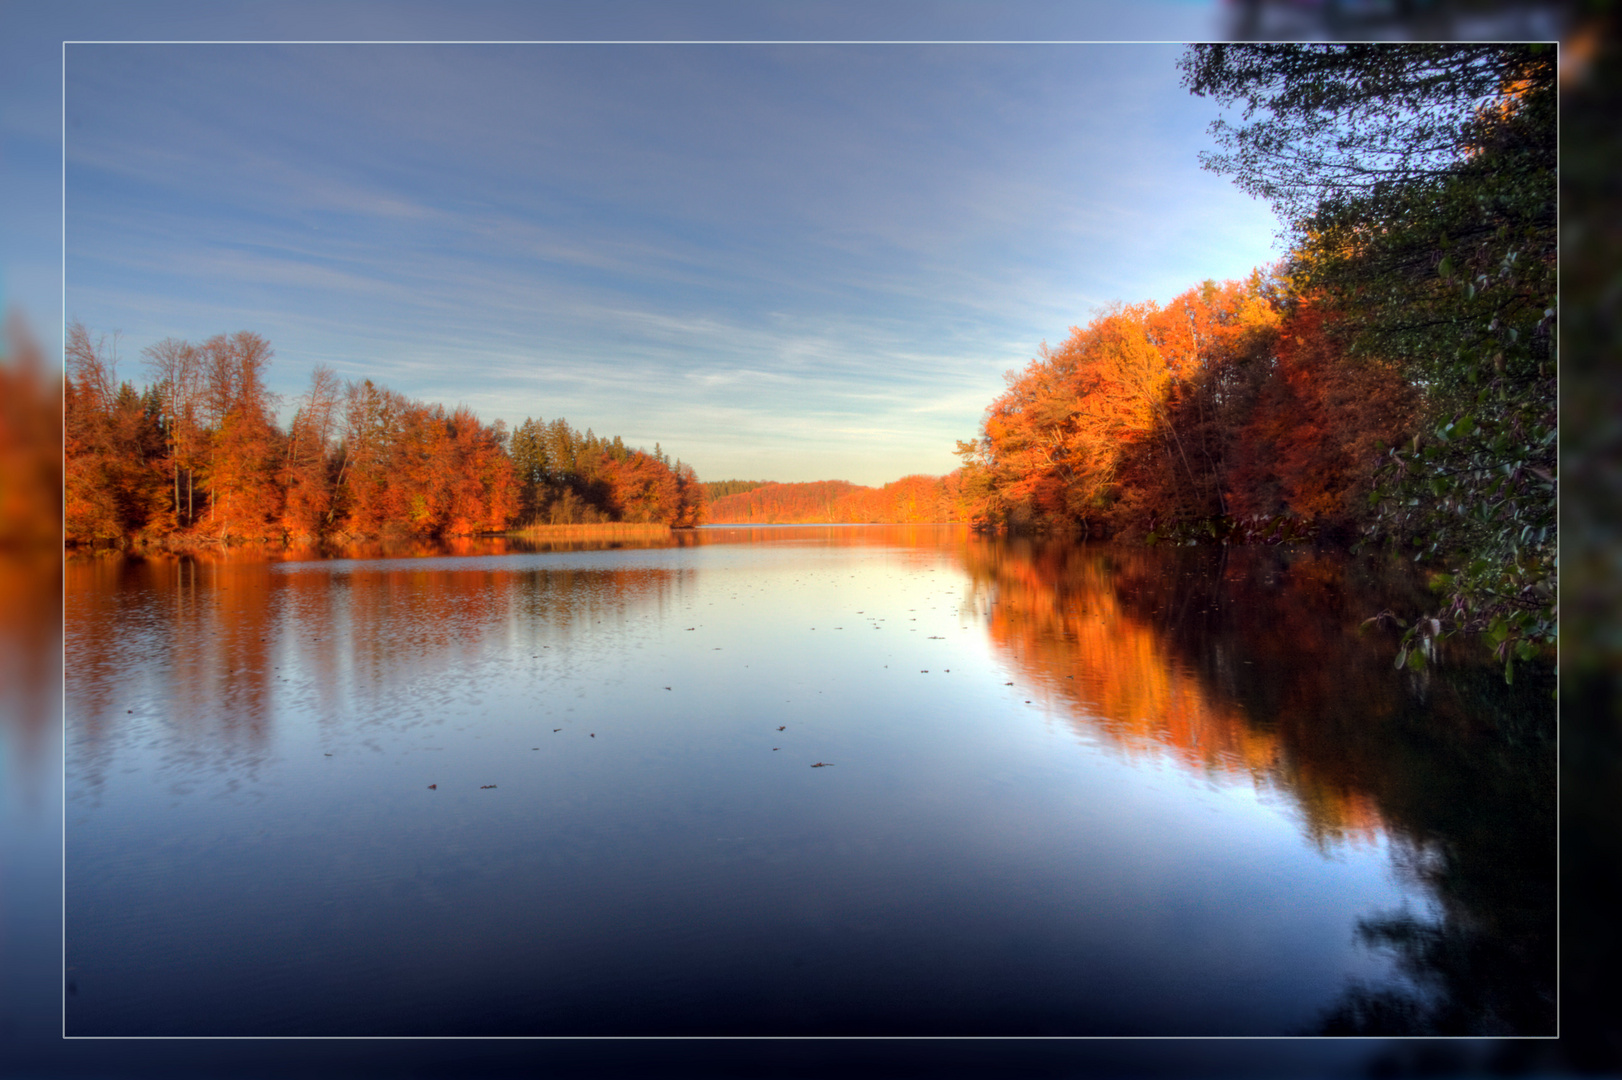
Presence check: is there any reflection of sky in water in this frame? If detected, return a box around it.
[65,532,1470,1035]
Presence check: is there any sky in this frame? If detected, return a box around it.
[54,28,1282,486]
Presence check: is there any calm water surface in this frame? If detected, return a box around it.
[64,525,1554,1035]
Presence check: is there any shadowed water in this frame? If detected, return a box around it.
[64,525,1554,1035]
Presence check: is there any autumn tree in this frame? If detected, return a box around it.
[963,305,1191,533]
[706,476,958,525]
[141,336,203,530]
[1122,276,1282,529]
[281,363,341,538]
[195,332,283,539]
[1224,299,1417,531]
[602,450,679,523]
[65,323,167,544]
[671,462,706,527]
[65,324,695,545]
[424,405,518,535]
[1184,42,1556,675]
[331,378,406,535]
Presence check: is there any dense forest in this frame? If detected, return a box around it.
[706,475,965,524]
[702,479,770,501]
[952,278,1415,541]
[64,325,703,546]
[953,44,1555,676]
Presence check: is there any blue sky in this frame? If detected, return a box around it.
[40,6,1285,486]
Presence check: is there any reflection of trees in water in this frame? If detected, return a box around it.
[959,538,1387,845]
[67,555,278,802]
[1313,660,1556,1035]
[65,549,688,784]
[956,537,1554,1034]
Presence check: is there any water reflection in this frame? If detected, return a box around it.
[66,549,690,805]
[63,528,1552,1035]
[963,537,1555,1034]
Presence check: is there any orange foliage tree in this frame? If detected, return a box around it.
[65,323,168,544]
[330,390,519,539]
[706,474,964,524]
[963,302,1190,532]
[1126,276,1282,524]
[65,323,695,546]
[195,332,284,541]
[960,275,1415,539]
[141,336,204,532]
[280,363,341,539]
[1225,300,1418,531]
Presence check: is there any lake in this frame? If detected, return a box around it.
[64,525,1555,1036]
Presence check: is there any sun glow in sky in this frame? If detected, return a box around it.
[61,37,1278,486]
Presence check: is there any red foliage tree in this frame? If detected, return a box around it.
[195,333,283,540]
[603,450,680,524]
[280,364,341,539]
[65,323,168,544]
[1225,300,1417,529]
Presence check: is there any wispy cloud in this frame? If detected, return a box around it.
[64,41,1278,485]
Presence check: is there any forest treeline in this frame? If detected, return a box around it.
[707,475,966,524]
[952,279,1415,541]
[702,479,769,501]
[65,326,703,546]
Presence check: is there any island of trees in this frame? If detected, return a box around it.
[65,327,703,546]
